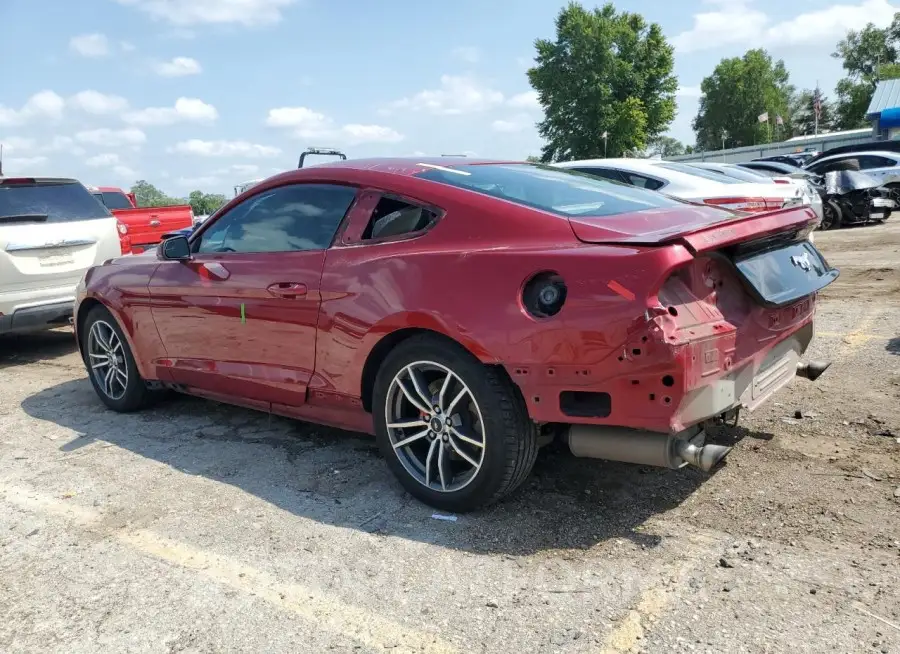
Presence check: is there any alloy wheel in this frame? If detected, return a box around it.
[385,361,486,493]
[87,320,129,401]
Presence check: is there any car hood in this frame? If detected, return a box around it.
[567,203,818,251]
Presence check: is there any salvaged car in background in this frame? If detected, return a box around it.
[73,159,837,511]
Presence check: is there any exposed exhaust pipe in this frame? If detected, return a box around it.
[566,425,731,472]
[796,359,831,381]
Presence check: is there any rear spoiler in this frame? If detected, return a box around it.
[666,206,818,255]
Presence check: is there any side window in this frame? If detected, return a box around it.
[857,155,896,169]
[195,183,357,254]
[571,167,625,183]
[361,195,438,240]
[621,172,665,190]
[806,160,830,175]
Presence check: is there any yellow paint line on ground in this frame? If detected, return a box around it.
[2,485,456,654]
[816,331,880,342]
[599,530,723,654]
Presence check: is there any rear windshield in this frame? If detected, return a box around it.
[93,191,133,210]
[656,162,743,184]
[415,163,683,217]
[0,181,112,223]
[693,165,772,183]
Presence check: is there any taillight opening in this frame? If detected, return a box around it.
[703,197,784,213]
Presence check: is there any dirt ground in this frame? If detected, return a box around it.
[1,221,899,654]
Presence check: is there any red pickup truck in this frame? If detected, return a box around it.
[89,186,194,254]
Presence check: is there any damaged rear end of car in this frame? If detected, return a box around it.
[558,203,837,472]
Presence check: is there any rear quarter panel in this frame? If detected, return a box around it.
[112,205,194,246]
[315,192,694,419]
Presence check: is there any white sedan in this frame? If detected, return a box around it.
[553,158,811,214]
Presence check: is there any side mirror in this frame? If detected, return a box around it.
[159,235,191,261]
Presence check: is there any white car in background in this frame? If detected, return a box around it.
[686,161,823,221]
[803,151,900,187]
[554,158,812,214]
[0,176,122,335]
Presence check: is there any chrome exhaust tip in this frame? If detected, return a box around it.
[796,359,831,382]
[674,439,733,472]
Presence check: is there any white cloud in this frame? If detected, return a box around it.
[114,0,297,26]
[223,163,260,175]
[491,114,534,133]
[677,85,702,98]
[113,165,137,179]
[86,153,122,167]
[173,175,222,188]
[452,46,481,64]
[154,56,202,77]
[339,124,404,144]
[265,106,332,139]
[123,97,218,126]
[673,0,899,53]
[507,90,540,110]
[70,33,110,57]
[170,139,281,157]
[5,156,49,171]
[386,75,504,115]
[266,107,402,144]
[0,91,65,126]
[69,90,129,114]
[75,128,147,147]
[0,136,36,153]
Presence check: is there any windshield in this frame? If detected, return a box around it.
[415,163,684,217]
[0,181,112,223]
[92,191,133,210]
[656,162,743,184]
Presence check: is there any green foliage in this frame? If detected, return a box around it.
[130,180,183,208]
[646,136,685,157]
[831,13,900,129]
[789,89,835,136]
[692,49,794,150]
[525,155,541,163]
[188,190,228,216]
[527,1,677,161]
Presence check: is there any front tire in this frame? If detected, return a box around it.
[81,305,159,412]
[373,335,538,512]
[820,199,841,230]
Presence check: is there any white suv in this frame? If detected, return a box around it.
[0,177,122,335]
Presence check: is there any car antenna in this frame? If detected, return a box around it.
[0,143,4,176]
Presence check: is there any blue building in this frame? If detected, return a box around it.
[866,78,900,140]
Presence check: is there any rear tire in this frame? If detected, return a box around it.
[372,335,538,512]
[820,200,841,230]
[81,305,160,412]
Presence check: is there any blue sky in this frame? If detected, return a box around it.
[1,0,898,196]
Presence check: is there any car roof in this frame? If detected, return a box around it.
[811,150,900,163]
[1,176,79,183]
[293,156,518,177]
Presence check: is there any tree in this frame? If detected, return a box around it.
[832,13,900,129]
[789,89,835,136]
[188,190,228,216]
[527,1,678,161]
[130,180,182,208]
[525,155,541,163]
[646,136,685,157]
[692,49,794,150]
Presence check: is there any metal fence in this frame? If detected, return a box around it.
[668,129,876,163]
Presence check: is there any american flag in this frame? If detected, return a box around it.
[813,87,823,119]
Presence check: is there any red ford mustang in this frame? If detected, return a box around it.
[74,158,837,511]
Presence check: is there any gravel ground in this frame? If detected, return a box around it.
[1,221,899,654]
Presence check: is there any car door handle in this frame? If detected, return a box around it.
[150,220,161,227]
[267,282,308,298]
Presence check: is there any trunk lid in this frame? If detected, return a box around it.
[567,203,818,252]
[570,204,835,308]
